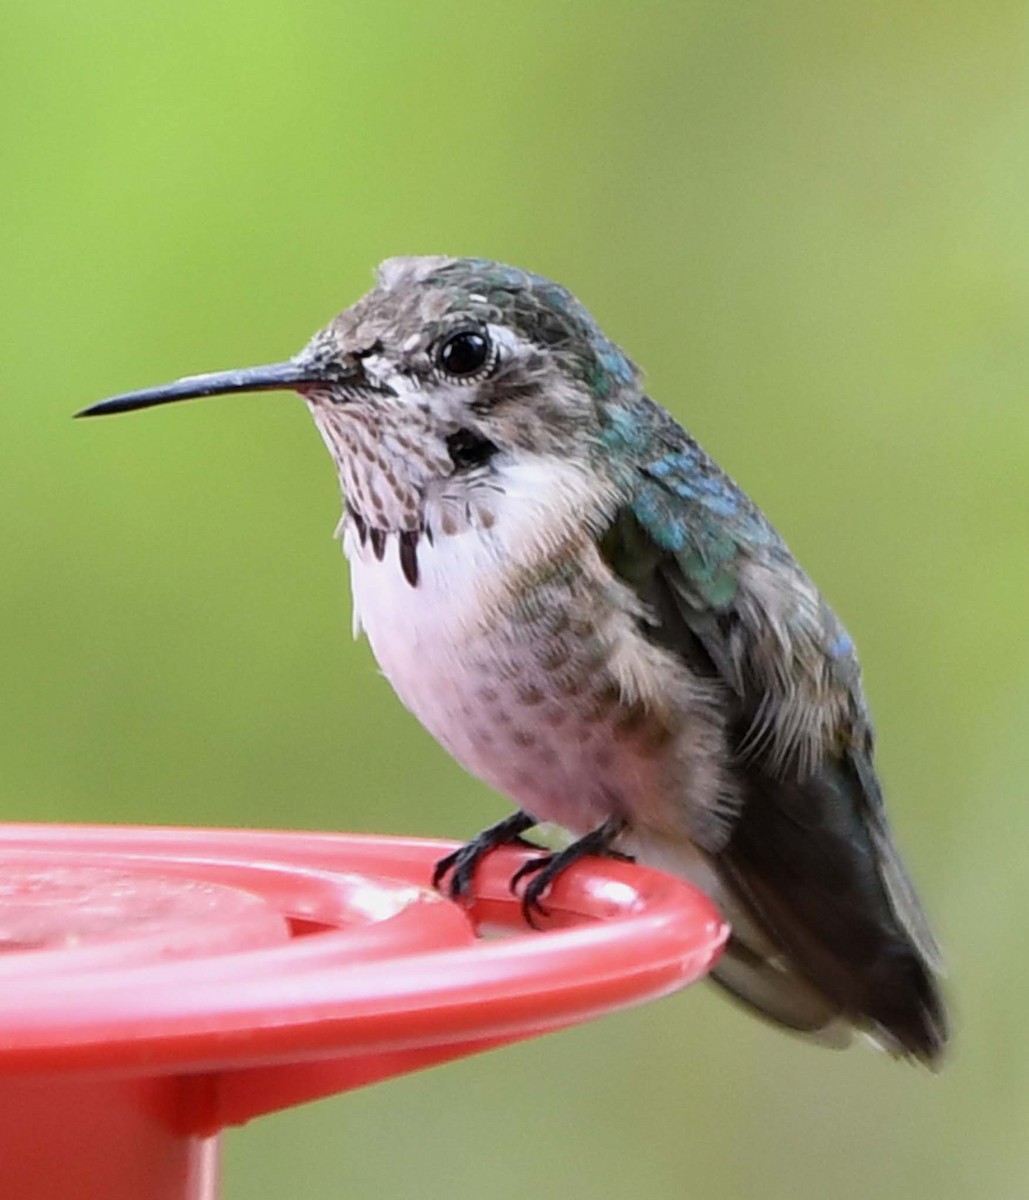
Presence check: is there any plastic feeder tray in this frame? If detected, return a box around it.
[0,825,728,1199]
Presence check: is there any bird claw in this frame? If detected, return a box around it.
[507,816,631,928]
[431,843,477,899]
[432,811,536,902]
[509,855,554,927]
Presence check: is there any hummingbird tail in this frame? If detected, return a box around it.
[710,757,948,1066]
[626,762,948,1065]
[706,927,853,1048]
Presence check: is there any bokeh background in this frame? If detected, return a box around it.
[3,3,1027,1197]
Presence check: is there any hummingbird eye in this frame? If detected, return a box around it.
[435,327,494,381]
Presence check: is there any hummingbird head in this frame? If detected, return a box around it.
[81,256,643,535]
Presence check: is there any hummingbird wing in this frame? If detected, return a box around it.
[600,408,947,1062]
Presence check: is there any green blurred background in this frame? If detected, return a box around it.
[2,3,1027,1197]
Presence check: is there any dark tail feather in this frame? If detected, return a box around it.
[712,757,948,1066]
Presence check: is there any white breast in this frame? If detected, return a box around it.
[347,457,592,708]
[345,519,501,748]
[341,457,621,822]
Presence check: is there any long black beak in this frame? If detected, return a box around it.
[76,357,341,418]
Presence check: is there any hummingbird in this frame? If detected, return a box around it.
[80,255,947,1064]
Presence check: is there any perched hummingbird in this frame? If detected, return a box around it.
[80,256,947,1063]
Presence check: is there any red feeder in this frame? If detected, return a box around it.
[0,825,728,1199]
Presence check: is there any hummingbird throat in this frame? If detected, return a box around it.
[308,397,444,534]
[308,394,509,588]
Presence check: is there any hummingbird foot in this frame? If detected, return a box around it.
[432,810,537,901]
[509,816,631,927]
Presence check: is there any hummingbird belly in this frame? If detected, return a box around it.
[345,518,735,848]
